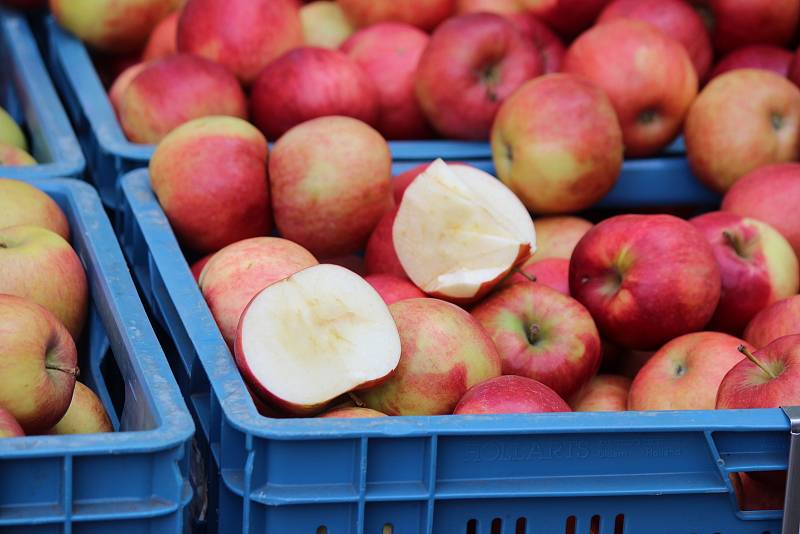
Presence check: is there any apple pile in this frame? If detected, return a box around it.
[0,179,112,438]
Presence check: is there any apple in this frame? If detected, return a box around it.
[321,254,366,276]
[517,0,610,39]
[0,106,27,151]
[269,116,393,258]
[491,73,623,213]
[722,163,800,258]
[50,0,179,53]
[744,296,800,349]
[570,374,630,412]
[502,258,570,296]
[529,216,593,262]
[50,382,113,435]
[628,332,753,411]
[0,225,88,341]
[393,159,536,304]
[341,23,431,139]
[563,19,697,157]
[177,0,302,85]
[717,336,800,409]
[364,208,406,279]
[149,116,270,255]
[0,179,69,240]
[364,274,425,305]
[454,375,571,415]
[709,45,794,80]
[250,47,379,141]
[736,472,787,511]
[685,70,800,193]
[116,54,247,144]
[596,0,713,81]
[615,349,655,379]
[0,407,23,438]
[318,406,388,418]
[569,214,721,350]
[457,0,521,15]
[300,1,354,49]
[789,51,800,87]
[472,282,601,398]
[337,0,455,31]
[508,14,566,74]
[190,253,215,283]
[198,237,317,348]
[0,143,36,166]
[690,211,799,335]
[392,161,471,204]
[415,13,543,140]
[236,264,401,415]
[0,295,77,434]
[108,62,146,117]
[142,10,178,61]
[361,298,501,415]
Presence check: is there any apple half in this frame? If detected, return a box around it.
[235,264,402,415]
[393,159,536,303]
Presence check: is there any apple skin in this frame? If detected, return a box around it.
[341,23,431,140]
[563,19,697,157]
[531,216,593,262]
[318,406,388,418]
[142,10,178,61]
[49,0,180,53]
[628,332,753,411]
[722,163,800,258]
[198,237,318,349]
[250,47,379,141]
[364,208,406,279]
[177,0,302,85]
[0,143,36,166]
[689,211,799,335]
[685,70,800,193]
[0,407,24,438]
[321,254,366,276]
[569,214,721,350]
[49,382,113,435]
[596,0,713,81]
[361,298,502,416]
[457,0,521,15]
[0,179,69,240]
[149,116,270,255]
[0,295,78,434]
[269,116,393,259]
[717,334,800,409]
[0,107,27,151]
[454,375,571,415]
[735,472,787,511]
[472,281,601,399]
[0,226,88,341]
[744,295,800,349]
[190,253,215,283]
[517,0,610,39]
[108,62,146,117]
[508,13,566,74]
[491,73,623,213]
[117,54,247,144]
[364,274,425,305]
[337,0,455,31]
[415,13,543,140]
[392,161,471,204]
[569,374,630,412]
[503,258,570,296]
[709,45,794,80]
[300,1,354,49]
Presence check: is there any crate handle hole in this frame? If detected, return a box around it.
[466,518,477,534]
[491,518,502,534]
[590,515,600,533]
[516,517,527,534]
[565,515,576,534]
[383,524,393,534]
[317,527,327,534]
[615,514,624,534]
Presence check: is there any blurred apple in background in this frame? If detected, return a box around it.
[709,45,794,80]
[300,1,354,48]
[0,407,23,438]
[457,0,521,15]
[508,14,566,74]
[0,144,35,165]
[517,0,610,39]
[108,62,146,116]
[318,406,388,418]
[0,178,69,240]
[570,374,630,412]
[364,274,425,305]
[337,0,455,31]
[142,10,179,61]
[735,472,787,511]
[454,375,571,415]
[0,107,28,151]
[745,296,800,349]
[529,216,593,261]
[50,382,113,435]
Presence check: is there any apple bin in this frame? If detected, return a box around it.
[113,167,800,534]
[0,178,194,533]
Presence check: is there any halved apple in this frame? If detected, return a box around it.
[392,159,536,303]
[235,264,402,415]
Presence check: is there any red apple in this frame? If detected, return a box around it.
[318,406,388,418]
[364,274,425,305]
[177,0,302,84]
[491,73,623,212]
[709,45,794,80]
[0,407,23,438]
[364,208,406,279]
[0,179,69,240]
[341,23,431,139]
[508,14,566,74]
[517,0,610,39]
[457,0,521,15]
[744,295,800,349]
[454,375,570,415]
[190,253,215,283]
[531,216,593,261]
[569,374,630,412]
[596,0,713,81]
[108,62,146,117]
[415,13,543,140]
[49,382,113,435]
[629,332,752,410]
[503,258,570,296]
[250,47,379,141]
[149,116,270,255]
[736,472,787,511]
[321,254,366,276]
[142,10,178,61]
[569,214,721,350]
[564,19,698,157]
[337,0,455,31]
[789,50,800,87]
[689,211,799,335]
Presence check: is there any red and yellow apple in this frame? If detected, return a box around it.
[142,10,178,61]
[744,296,800,349]
[454,375,571,415]
[50,382,113,435]
[0,179,69,240]
[570,374,630,412]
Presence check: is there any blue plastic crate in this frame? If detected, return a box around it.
[116,167,793,534]
[0,178,195,533]
[0,9,84,181]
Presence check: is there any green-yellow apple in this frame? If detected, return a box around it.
[149,116,270,255]
[0,143,36,166]
[0,225,88,341]
[361,298,502,415]
[318,406,387,418]
[269,116,393,258]
[628,332,752,411]
[364,274,425,305]
[569,214,721,350]
[338,0,455,31]
[0,106,27,151]
[690,211,799,335]
[50,382,113,435]
[0,407,24,438]
[0,179,69,239]
[685,70,800,193]
[0,295,77,434]
[142,10,178,61]
[690,0,799,54]
[744,295,800,349]
[570,374,630,412]
[454,375,571,415]
[709,45,793,80]
[199,237,318,349]
[300,1,354,49]
[491,73,623,213]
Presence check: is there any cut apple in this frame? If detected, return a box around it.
[235,264,402,415]
[393,159,536,302]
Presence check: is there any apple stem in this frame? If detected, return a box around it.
[348,392,365,408]
[737,345,776,379]
[513,267,537,283]
[722,230,745,257]
[528,324,541,345]
[45,364,80,378]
